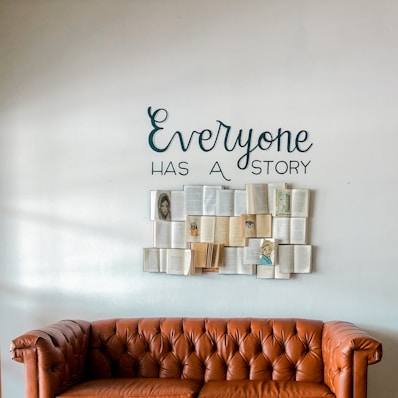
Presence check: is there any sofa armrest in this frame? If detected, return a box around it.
[10,319,91,398]
[322,321,382,398]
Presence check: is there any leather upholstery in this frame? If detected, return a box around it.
[87,318,324,382]
[322,321,383,397]
[10,317,382,398]
[199,380,335,398]
[11,319,91,398]
[57,378,202,398]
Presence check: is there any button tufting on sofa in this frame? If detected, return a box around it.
[10,317,382,398]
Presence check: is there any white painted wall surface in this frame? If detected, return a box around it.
[0,1,397,396]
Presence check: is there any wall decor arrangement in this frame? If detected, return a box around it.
[143,183,312,279]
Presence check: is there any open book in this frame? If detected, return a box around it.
[240,214,272,238]
[143,247,167,273]
[185,215,245,246]
[218,247,256,275]
[150,190,186,221]
[190,242,224,269]
[256,264,292,279]
[246,182,287,214]
[274,188,310,217]
[143,248,197,275]
[243,238,278,265]
[184,185,223,215]
[272,217,308,244]
[277,244,312,273]
[153,220,186,248]
[215,189,247,216]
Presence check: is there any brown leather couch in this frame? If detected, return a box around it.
[10,318,382,398]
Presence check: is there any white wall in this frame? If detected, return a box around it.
[1,1,397,397]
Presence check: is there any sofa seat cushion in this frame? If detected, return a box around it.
[198,380,335,398]
[57,378,202,398]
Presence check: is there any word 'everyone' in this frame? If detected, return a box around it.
[147,107,313,170]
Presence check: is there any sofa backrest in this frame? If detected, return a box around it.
[87,318,325,383]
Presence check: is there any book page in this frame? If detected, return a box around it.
[239,262,256,275]
[291,189,310,217]
[166,249,192,275]
[170,221,187,248]
[150,190,172,221]
[150,191,157,220]
[153,220,171,248]
[203,185,223,215]
[256,265,275,279]
[228,216,246,247]
[220,247,254,274]
[214,216,230,245]
[278,245,294,273]
[211,243,224,268]
[246,183,268,214]
[294,245,312,273]
[290,217,307,244]
[216,190,234,216]
[190,242,210,268]
[200,216,216,243]
[233,189,247,216]
[275,265,291,279]
[184,249,194,275]
[240,214,257,238]
[159,248,168,272]
[256,214,272,237]
[243,238,262,264]
[258,238,277,265]
[170,190,185,221]
[268,183,287,216]
[218,247,237,274]
[184,185,203,215]
[143,248,160,272]
[185,215,202,243]
[274,189,292,217]
[272,217,290,244]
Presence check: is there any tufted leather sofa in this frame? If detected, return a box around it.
[10,318,382,398]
